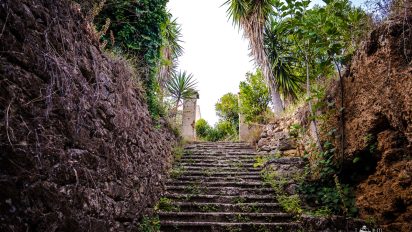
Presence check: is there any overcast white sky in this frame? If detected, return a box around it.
[167,0,365,125]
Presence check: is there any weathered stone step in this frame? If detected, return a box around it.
[176,163,256,168]
[179,156,256,161]
[164,193,277,203]
[185,149,255,153]
[178,159,256,165]
[183,153,258,159]
[158,211,293,223]
[179,156,257,162]
[160,221,301,232]
[185,142,251,148]
[184,150,256,154]
[166,180,268,187]
[179,166,260,172]
[174,175,261,182]
[166,186,275,195]
[185,146,253,150]
[167,202,282,213]
[176,170,261,176]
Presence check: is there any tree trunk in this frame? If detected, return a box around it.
[334,59,345,169]
[305,55,323,152]
[261,52,284,116]
[269,82,284,116]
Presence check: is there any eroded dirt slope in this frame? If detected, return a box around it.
[334,17,412,231]
[0,0,175,231]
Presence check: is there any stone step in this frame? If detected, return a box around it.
[179,157,256,161]
[167,202,282,213]
[178,166,261,172]
[174,175,261,182]
[184,150,255,154]
[182,154,258,158]
[158,211,293,223]
[160,221,301,232]
[185,146,254,149]
[179,156,257,161]
[176,170,261,176]
[166,186,275,195]
[166,180,268,187]
[175,163,256,168]
[185,142,251,147]
[164,193,277,204]
[178,159,256,165]
[184,148,254,152]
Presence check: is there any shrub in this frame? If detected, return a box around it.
[195,119,211,139]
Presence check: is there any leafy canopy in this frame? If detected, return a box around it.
[239,70,272,124]
[215,93,239,129]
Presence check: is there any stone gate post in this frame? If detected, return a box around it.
[182,93,199,141]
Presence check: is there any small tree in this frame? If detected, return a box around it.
[215,93,239,131]
[195,119,211,139]
[165,71,198,118]
[239,70,272,124]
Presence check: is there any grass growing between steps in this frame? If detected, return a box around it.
[260,167,304,215]
[239,203,263,213]
[170,165,185,179]
[138,215,161,232]
[185,181,203,194]
[198,204,219,212]
[156,197,180,212]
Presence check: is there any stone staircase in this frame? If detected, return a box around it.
[158,142,301,232]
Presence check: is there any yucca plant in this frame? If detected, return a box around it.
[158,13,184,94]
[166,71,198,117]
[224,0,284,115]
[264,18,303,103]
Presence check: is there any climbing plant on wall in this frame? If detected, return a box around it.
[94,0,169,119]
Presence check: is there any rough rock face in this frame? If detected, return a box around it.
[257,107,309,156]
[257,17,412,231]
[0,0,175,231]
[334,18,412,231]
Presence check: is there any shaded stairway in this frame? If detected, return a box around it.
[158,142,300,232]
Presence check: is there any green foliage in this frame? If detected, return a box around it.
[264,18,303,101]
[157,13,184,92]
[166,71,198,111]
[311,206,333,216]
[93,0,187,120]
[215,93,239,130]
[96,0,168,64]
[299,178,358,216]
[239,70,272,123]
[204,127,225,142]
[199,204,219,212]
[195,119,237,142]
[224,0,285,113]
[156,197,179,212]
[170,165,185,179]
[172,144,184,161]
[138,215,160,232]
[216,121,237,138]
[277,195,303,214]
[260,167,304,215]
[195,119,211,139]
[253,153,281,168]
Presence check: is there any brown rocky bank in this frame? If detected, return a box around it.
[0,0,176,231]
[337,17,412,231]
[257,16,412,231]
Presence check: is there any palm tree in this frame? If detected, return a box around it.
[224,0,284,115]
[264,18,303,103]
[166,71,198,117]
[158,13,184,94]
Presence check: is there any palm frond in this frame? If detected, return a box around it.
[166,70,198,106]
